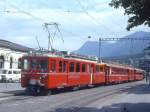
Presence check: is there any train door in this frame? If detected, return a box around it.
[79,63,89,85]
[48,58,68,88]
[89,64,94,85]
[128,69,130,81]
[58,60,68,87]
[67,61,79,86]
[128,69,133,81]
[134,69,136,81]
[105,66,110,84]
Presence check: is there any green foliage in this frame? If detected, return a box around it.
[109,0,150,30]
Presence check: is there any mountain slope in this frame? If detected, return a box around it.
[75,31,150,58]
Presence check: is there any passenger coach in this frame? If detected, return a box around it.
[21,53,144,95]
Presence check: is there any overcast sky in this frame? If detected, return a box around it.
[0,0,149,51]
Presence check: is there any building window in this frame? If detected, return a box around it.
[0,55,4,68]
[18,58,21,69]
[10,57,13,69]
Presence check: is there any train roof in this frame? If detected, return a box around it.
[134,68,145,72]
[102,62,144,71]
[23,52,144,71]
[103,62,134,70]
[24,52,98,63]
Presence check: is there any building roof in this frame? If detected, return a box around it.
[0,39,33,52]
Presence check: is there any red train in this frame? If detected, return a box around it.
[21,53,144,95]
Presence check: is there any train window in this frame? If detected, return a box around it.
[100,66,104,72]
[23,59,29,70]
[76,63,80,72]
[31,59,37,70]
[96,65,100,72]
[59,61,63,72]
[70,62,74,72]
[82,64,86,72]
[50,60,56,72]
[63,61,67,72]
[39,60,48,71]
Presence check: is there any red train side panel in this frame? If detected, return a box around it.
[21,55,144,95]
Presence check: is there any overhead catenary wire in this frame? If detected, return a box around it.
[55,24,64,43]
[1,1,66,51]
[3,1,45,23]
[1,0,149,44]
[76,0,117,35]
[35,36,42,50]
[99,37,150,60]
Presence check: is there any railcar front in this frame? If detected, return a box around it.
[21,56,51,95]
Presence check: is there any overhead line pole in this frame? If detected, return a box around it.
[100,37,150,41]
[99,38,102,63]
[98,37,150,63]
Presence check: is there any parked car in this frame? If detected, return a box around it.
[0,69,21,83]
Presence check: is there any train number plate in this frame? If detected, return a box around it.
[29,79,37,85]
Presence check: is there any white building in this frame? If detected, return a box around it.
[0,39,32,69]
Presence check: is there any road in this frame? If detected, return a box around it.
[0,83,23,92]
[0,81,149,112]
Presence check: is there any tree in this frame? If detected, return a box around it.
[109,0,150,31]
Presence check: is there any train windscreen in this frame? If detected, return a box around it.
[22,58,48,72]
[23,59,29,70]
[39,60,48,71]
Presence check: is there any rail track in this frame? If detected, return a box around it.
[49,83,142,112]
[0,81,144,112]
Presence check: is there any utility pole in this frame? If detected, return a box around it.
[130,38,134,66]
[97,37,150,65]
[99,38,102,63]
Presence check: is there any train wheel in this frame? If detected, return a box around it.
[73,86,79,91]
[40,89,52,96]
[25,87,33,96]
[25,85,40,96]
